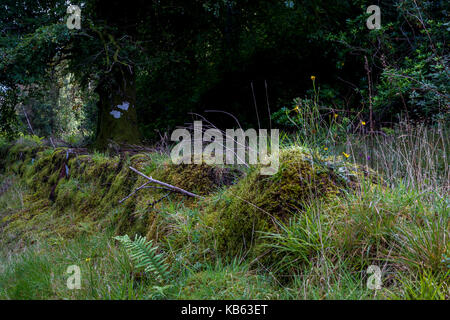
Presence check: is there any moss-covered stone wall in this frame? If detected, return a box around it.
[1,138,372,262]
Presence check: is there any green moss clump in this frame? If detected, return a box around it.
[155,157,239,196]
[4,136,46,175]
[55,179,80,210]
[201,146,345,258]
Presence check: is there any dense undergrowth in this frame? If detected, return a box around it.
[0,127,448,300]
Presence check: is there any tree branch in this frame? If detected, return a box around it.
[128,166,204,199]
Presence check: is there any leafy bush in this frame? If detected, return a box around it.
[327,0,449,123]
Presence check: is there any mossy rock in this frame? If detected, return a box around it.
[155,157,240,196]
[4,136,46,174]
[1,141,375,261]
[201,146,346,258]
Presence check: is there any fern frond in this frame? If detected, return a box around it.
[114,234,170,283]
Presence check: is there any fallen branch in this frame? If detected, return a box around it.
[128,166,204,199]
[141,186,174,192]
[148,193,171,208]
[119,183,174,204]
[22,106,35,136]
[119,181,151,203]
[49,137,56,148]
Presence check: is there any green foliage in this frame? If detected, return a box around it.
[0,22,71,85]
[327,0,449,122]
[0,245,55,299]
[1,120,448,300]
[0,136,11,166]
[442,255,450,269]
[22,66,98,140]
[1,0,448,143]
[392,270,449,300]
[0,232,155,300]
[0,88,20,138]
[271,93,355,149]
[114,234,170,284]
[178,259,276,299]
[261,205,330,272]
[393,211,449,273]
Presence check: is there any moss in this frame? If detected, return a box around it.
[152,156,239,197]
[125,156,241,242]
[55,179,80,210]
[1,142,372,262]
[0,140,11,172]
[0,146,131,243]
[200,146,346,258]
[4,136,46,175]
[1,195,52,247]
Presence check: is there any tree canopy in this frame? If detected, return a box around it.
[1,0,448,145]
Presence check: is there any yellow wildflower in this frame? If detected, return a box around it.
[334,113,338,119]
[342,152,350,158]
[361,121,366,126]
[293,105,300,113]
[324,147,328,151]
[311,75,316,81]
[85,258,91,262]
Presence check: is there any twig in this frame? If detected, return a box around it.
[251,81,261,130]
[119,181,151,203]
[364,56,374,133]
[265,80,272,131]
[185,113,251,167]
[129,166,204,199]
[119,182,177,204]
[141,186,174,192]
[148,193,171,208]
[21,106,35,136]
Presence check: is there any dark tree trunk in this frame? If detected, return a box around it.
[94,65,141,149]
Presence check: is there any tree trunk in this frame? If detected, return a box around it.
[94,65,141,149]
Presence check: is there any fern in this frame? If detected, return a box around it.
[114,234,170,283]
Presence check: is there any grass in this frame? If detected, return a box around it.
[390,269,450,300]
[0,231,280,299]
[0,120,448,300]
[0,231,140,299]
[0,231,382,300]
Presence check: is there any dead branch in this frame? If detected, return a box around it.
[21,106,35,136]
[49,137,56,148]
[141,186,174,192]
[119,183,175,204]
[128,166,204,199]
[119,181,151,203]
[148,193,171,208]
